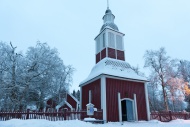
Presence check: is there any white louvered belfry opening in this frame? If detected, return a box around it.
[95,30,124,54]
[96,37,100,53]
[108,32,115,48]
[108,32,123,51]
[103,33,106,48]
[96,32,106,54]
[116,35,123,50]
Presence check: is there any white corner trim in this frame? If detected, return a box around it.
[76,103,78,111]
[144,83,150,120]
[89,90,92,103]
[134,94,138,121]
[101,76,107,121]
[118,93,122,122]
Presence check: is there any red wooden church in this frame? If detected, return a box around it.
[79,6,150,122]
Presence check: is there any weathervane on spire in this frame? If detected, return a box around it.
[107,0,109,9]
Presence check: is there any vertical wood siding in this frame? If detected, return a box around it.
[101,48,106,60]
[108,48,116,59]
[96,52,101,63]
[67,94,77,110]
[117,50,125,61]
[81,79,101,110]
[106,78,147,121]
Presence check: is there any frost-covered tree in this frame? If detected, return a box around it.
[0,41,74,111]
[144,47,172,111]
[144,48,190,112]
[178,60,190,111]
[179,60,190,83]
[76,90,80,101]
[0,42,24,110]
[144,47,181,111]
[71,89,80,101]
[23,42,74,109]
[167,78,188,111]
[72,90,76,97]
[147,72,163,111]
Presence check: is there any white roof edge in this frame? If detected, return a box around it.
[79,75,102,87]
[94,27,125,40]
[64,101,73,110]
[56,100,73,110]
[79,74,148,87]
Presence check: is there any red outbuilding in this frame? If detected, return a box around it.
[46,93,79,112]
[79,7,150,122]
[56,93,79,111]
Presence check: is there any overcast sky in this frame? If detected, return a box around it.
[0,0,190,92]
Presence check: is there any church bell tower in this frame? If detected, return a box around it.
[94,5,125,63]
[80,1,150,122]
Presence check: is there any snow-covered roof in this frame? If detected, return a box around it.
[55,99,73,110]
[55,99,66,109]
[80,58,147,86]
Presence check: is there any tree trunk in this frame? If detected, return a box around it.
[162,86,169,111]
[161,76,169,111]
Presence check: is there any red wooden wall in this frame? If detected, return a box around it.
[81,79,101,110]
[101,48,106,60]
[96,48,125,63]
[117,50,125,61]
[96,52,101,63]
[108,48,116,59]
[106,78,147,122]
[67,94,78,110]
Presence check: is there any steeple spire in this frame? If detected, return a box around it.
[107,0,109,9]
[100,0,118,32]
[94,0,125,63]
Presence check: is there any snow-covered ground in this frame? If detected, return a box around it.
[0,119,190,127]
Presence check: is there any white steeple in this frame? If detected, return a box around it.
[94,2,125,64]
[100,1,118,32]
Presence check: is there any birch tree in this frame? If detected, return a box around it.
[167,78,188,111]
[144,47,190,111]
[0,42,24,110]
[144,47,176,111]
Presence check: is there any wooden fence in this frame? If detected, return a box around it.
[151,111,190,122]
[0,109,103,121]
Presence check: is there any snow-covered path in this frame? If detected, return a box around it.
[0,119,190,127]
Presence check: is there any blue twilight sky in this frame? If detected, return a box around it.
[0,0,190,92]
